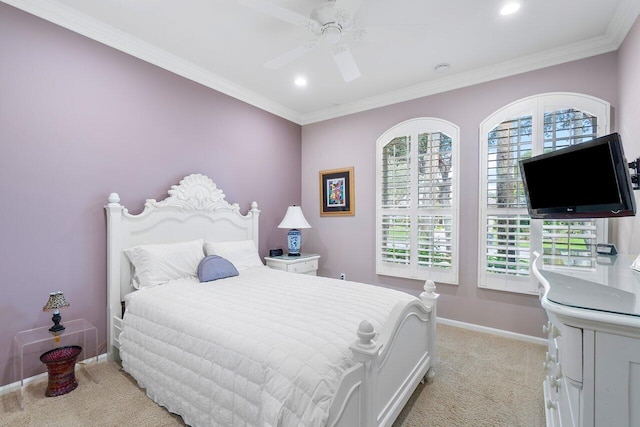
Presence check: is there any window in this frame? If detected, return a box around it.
[479,93,610,294]
[376,118,459,284]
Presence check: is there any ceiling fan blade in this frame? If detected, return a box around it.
[334,0,364,17]
[238,0,319,31]
[332,44,361,82]
[264,41,320,69]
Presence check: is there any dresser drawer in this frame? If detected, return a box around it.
[561,324,583,382]
[288,259,318,274]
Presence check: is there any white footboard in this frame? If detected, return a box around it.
[328,280,438,427]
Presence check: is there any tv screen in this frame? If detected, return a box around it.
[519,132,636,219]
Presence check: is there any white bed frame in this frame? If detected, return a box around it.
[105,173,438,427]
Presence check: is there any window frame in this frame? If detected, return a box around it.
[376,117,460,284]
[478,92,610,294]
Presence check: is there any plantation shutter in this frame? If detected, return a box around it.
[540,109,600,269]
[484,116,532,281]
[377,118,459,284]
[417,132,454,269]
[479,93,610,294]
[381,136,411,266]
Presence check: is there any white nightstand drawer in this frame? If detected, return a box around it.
[289,259,318,274]
[264,254,320,276]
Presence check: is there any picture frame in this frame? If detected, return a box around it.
[319,167,355,216]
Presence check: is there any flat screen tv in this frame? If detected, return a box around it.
[519,132,637,219]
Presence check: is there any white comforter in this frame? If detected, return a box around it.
[120,267,415,427]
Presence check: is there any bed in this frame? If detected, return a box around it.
[105,173,438,427]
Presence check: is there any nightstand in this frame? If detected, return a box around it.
[264,253,320,275]
[14,318,98,409]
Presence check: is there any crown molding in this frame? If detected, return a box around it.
[300,0,640,124]
[606,0,640,48]
[1,0,304,124]
[299,34,619,124]
[4,0,638,127]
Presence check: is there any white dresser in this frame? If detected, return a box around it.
[533,254,640,427]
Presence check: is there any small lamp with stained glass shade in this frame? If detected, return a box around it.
[43,291,70,332]
[277,205,311,256]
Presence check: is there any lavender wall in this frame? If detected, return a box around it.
[0,3,301,387]
[615,16,640,254]
[301,53,619,338]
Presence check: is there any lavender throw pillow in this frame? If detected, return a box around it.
[197,255,239,282]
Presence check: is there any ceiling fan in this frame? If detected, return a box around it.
[238,0,365,82]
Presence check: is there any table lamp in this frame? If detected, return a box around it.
[277,205,311,256]
[43,291,70,332]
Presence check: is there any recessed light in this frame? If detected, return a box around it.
[500,2,520,15]
[294,77,307,87]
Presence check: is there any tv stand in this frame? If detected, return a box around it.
[533,253,640,427]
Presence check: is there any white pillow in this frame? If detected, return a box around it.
[204,240,263,271]
[124,239,205,288]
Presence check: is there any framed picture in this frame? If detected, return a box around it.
[319,167,355,216]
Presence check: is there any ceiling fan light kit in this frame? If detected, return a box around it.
[239,0,364,82]
[321,23,342,46]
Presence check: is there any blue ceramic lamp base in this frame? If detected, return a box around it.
[287,229,302,256]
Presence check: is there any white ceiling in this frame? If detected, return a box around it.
[5,0,640,124]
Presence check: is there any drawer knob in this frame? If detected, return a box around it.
[546,399,557,410]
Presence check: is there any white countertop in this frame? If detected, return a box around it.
[537,254,640,318]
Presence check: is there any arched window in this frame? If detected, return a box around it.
[479,93,610,294]
[376,118,460,284]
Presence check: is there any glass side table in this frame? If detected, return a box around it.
[14,318,98,409]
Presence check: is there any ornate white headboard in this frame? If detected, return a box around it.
[105,174,260,360]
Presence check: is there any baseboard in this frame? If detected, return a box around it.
[382,284,548,346]
[0,353,108,397]
[437,317,547,346]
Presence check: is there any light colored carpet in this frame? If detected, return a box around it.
[0,324,545,426]
[393,324,546,427]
